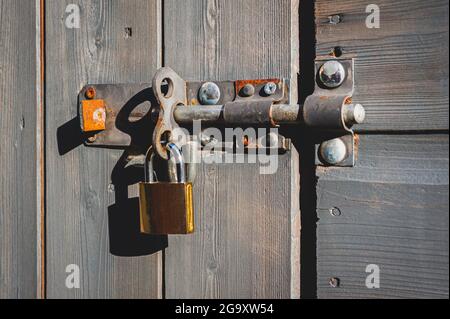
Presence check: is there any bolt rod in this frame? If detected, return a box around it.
[173,103,364,127]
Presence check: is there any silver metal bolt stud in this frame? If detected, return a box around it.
[199,82,221,105]
[264,82,277,96]
[343,103,366,126]
[319,60,346,88]
[319,138,347,165]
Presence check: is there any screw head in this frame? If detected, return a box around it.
[240,84,255,97]
[87,135,97,143]
[85,87,96,99]
[318,61,346,88]
[329,207,342,217]
[329,277,340,288]
[319,138,347,165]
[199,82,221,105]
[265,132,279,148]
[200,133,218,147]
[264,82,277,96]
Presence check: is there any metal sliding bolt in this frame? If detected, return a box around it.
[199,82,221,105]
[319,138,347,165]
[264,82,277,96]
[318,60,346,88]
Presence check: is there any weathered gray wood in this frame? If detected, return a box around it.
[45,0,163,298]
[316,0,449,131]
[316,134,449,299]
[0,0,38,299]
[164,0,300,299]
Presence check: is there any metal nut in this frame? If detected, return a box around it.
[199,82,221,105]
[319,138,347,165]
[264,82,277,96]
[318,61,346,88]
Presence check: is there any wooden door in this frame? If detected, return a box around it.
[43,0,300,299]
[0,0,448,299]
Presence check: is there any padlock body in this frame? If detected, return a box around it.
[139,182,194,235]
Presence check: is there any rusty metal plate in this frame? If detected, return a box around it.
[80,77,290,148]
[79,84,156,148]
[80,99,106,132]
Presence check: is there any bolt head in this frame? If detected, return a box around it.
[240,84,255,97]
[264,82,277,96]
[319,61,346,88]
[329,207,342,217]
[352,104,366,124]
[328,14,342,25]
[199,82,221,105]
[319,138,347,165]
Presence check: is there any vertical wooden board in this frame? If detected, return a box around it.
[316,0,449,131]
[316,135,449,299]
[164,0,300,298]
[45,0,163,298]
[0,0,38,299]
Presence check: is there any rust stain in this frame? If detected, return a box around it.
[81,99,106,132]
[354,134,360,160]
[235,79,280,93]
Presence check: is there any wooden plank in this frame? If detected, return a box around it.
[316,0,449,131]
[316,134,449,298]
[0,0,38,299]
[45,0,164,298]
[164,0,300,298]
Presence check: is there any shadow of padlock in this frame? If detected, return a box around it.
[139,143,194,235]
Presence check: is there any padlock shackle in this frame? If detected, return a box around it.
[144,147,157,183]
[167,143,186,183]
[144,143,186,183]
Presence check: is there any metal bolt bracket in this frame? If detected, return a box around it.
[304,57,363,167]
[78,58,365,166]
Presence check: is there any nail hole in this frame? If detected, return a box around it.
[124,27,132,38]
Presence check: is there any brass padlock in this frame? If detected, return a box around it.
[139,143,194,235]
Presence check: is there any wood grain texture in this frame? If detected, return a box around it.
[166,154,299,299]
[0,0,38,299]
[316,0,449,131]
[45,0,163,298]
[316,134,449,299]
[164,0,300,298]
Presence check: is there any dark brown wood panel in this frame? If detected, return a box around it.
[0,0,38,299]
[316,0,449,131]
[316,134,449,298]
[164,0,300,298]
[45,0,163,298]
